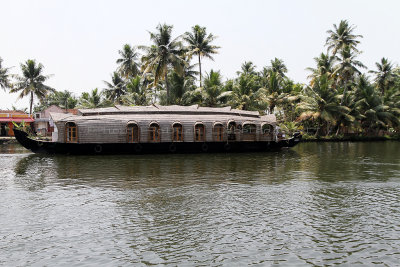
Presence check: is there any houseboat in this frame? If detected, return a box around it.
[13,105,301,154]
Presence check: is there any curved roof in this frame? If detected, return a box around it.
[78,105,261,118]
[50,105,276,124]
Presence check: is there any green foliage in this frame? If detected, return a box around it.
[78,88,112,108]
[6,20,400,138]
[183,25,220,87]
[116,44,140,79]
[103,72,127,104]
[141,23,185,104]
[11,59,54,114]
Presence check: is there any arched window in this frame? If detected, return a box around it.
[262,124,273,134]
[213,123,224,141]
[149,123,160,142]
[194,123,205,142]
[227,121,236,141]
[127,123,140,143]
[242,123,257,141]
[172,123,183,142]
[65,122,78,143]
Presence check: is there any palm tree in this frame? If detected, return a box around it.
[11,59,54,115]
[257,72,292,114]
[306,53,335,86]
[332,45,366,102]
[369,57,398,95]
[237,61,257,76]
[297,75,351,135]
[268,58,288,79]
[326,20,363,55]
[141,23,185,104]
[116,44,140,79]
[121,76,152,106]
[228,73,259,110]
[0,57,13,91]
[355,75,399,133]
[43,90,78,109]
[183,25,220,87]
[78,88,111,108]
[103,72,126,104]
[201,70,227,107]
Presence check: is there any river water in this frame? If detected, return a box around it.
[0,142,400,266]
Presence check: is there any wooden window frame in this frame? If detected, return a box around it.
[127,123,140,143]
[227,121,236,141]
[65,122,78,143]
[149,123,160,142]
[242,123,257,141]
[213,123,224,142]
[194,124,205,142]
[172,123,183,142]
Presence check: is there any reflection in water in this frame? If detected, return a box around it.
[0,142,400,266]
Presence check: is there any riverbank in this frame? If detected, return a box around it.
[302,134,400,142]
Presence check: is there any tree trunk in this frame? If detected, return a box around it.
[198,54,202,88]
[30,91,33,115]
[165,71,169,105]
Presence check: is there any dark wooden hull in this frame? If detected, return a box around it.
[14,129,301,155]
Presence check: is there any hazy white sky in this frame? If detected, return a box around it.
[1,0,399,109]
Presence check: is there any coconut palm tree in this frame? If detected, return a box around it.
[122,76,154,106]
[369,57,398,95]
[141,23,185,104]
[183,25,220,87]
[45,90,78,109]
[201,70,227,107]
[333,45,366,102]
[0,57,13,91]
[326,20,363,55]
[268,58,288,79]
[355,75,399,133]
[237,61,257,76]
[78,88,111,108]
[11,59,54,115]
[103,72,126,104]
[256,72,293,114]
[116,44,140,79]
[306,53,335,86]
[297,75,351,135]
[228,73,260,110]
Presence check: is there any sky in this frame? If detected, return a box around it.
[1,0,399,110]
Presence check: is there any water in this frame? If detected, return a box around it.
[1,142,400,266]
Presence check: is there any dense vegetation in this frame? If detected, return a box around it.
[1,20,399,137]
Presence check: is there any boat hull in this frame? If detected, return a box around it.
[14,129,301,155]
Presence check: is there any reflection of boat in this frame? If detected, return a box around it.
[14,105,301,154]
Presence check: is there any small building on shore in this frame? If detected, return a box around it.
[0,111,34,137]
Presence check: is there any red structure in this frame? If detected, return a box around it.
[0,111,34,137]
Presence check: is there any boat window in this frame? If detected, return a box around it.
[194,124,205,142]
[243,124,257,134]
[127,123,139,143]
[242,123,257,141]
[172,123,183,142]
[65,122,78,143]
[227,121,236,141]
[262,124,273,134]
[213,123,224,141]
[149,123,160,142]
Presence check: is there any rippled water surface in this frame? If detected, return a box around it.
[1,142,400,266]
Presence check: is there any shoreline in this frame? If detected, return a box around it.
[302,135,400,142]
[2,135,400,146]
